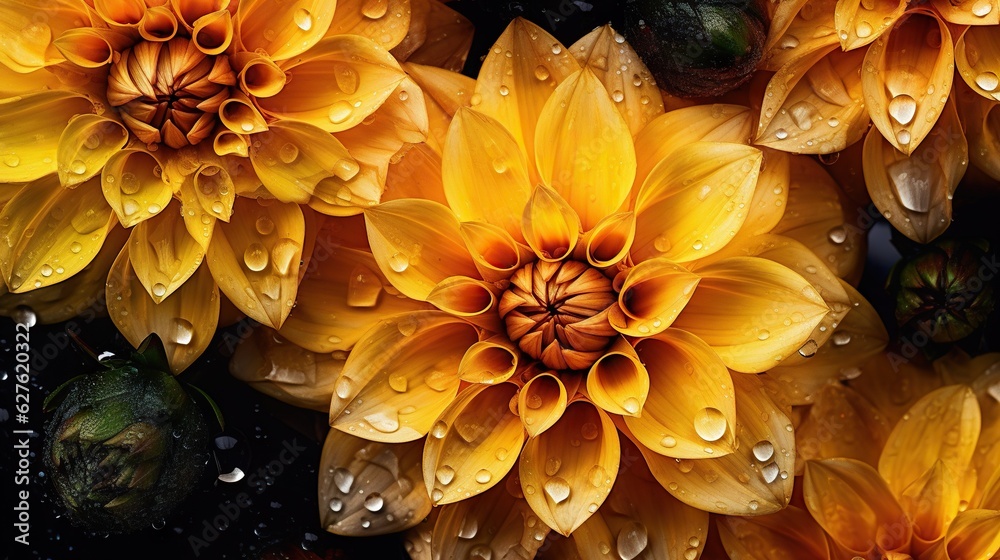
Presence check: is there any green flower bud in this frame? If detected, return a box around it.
[888,239,996,343]
[44,335,209,533]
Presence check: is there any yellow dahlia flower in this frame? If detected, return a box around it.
[757,0,1000,243]
[227,19,892,555]
[0,0,462,371]
[719,350,1000,560]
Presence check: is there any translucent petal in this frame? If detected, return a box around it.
[834,0,906,51]
[325,0,411,51]
[763,0,840,72]
[0,91,94,183]
[519,373,567,438]
[101,149,172,228]
[249,120,356,203]
[586,336,649,417]
[608,258,699,338]
[57,114,129,187]
[900,460,960,543]
[235,0,336,61]
[127,207,205,303]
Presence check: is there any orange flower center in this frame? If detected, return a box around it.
[106,37,236,149]
[498,260,617,371]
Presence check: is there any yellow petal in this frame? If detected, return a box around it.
[0,0,86,71]
[718,505,832,560]
[900,460,960,544]
[581,211,634,269]
[633,142,761,263]
[585,336,649,417]
[383,142,448,205]
[431,476,551,560]
[426,275,502,332]
[139,5,179,42]
[770,280,889,405]
[737,148,790,237]
[329,311,473,442]
[235,0,336,61]
[399,0,472,72]
[443,107,532,241]
[0,175,114,292]
[863,96,967,243]
[521,184,581,262]
[803,458,911,554]
[834,0,906,51]
[625,329,736,458]
[256,35,405,132]
[404,61,475,123]
[961,83,1000,181]
[633,104,754,191]
[205,197,304,328]
[57,114,129,187]
[0,91,94,183]
[52,27,133,68]
[423,383,524,504]
[191,9,234,56]
[218,90,269,134]
[319,430,432,535]
[763,0,840,72]
[458,335,518,384]
[229,327,342,411]
[772,155,865,283]
[879,385,981,498]
[472,18,581,179]
[364,199,478,300]
[127,207,205,303]
[324,0,410,51]
[850,352,946,426]
[520,400,619,536]
[637,372,796,514]
[796,384,892,467]
[519,373,568,437]
[190,161,236,222]
[250,120,356,203]
[230,51,286,98]
[608,258,699,337]
[936,0,1000,25]
[106,250,219,374]
[928,509,1000,560]
[459,221,532,284]
[101,148,172,228]
[534,68,636,230]
[755,46,869,154]
[94,0,146,26]
[0,65,67,97]
[569,25,664,136]
[765,0,811,53]
[178,176,216,250]
[671,257,830,373]
[862,10,954,155]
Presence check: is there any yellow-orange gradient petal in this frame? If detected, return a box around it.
[235,0,335,61]
[834,0,906,51]
[519,373,568,437]
[364,199,478,300]
[719,505,832,560]
[763,0,840,72]
[586,336,649,417]
[324,0,410,51]
[900,460,961,546]
[520,400,619,536]
[633,142,761,264]
[796,384,891,468]
[127,207,205,303]
[101,149,172,228]
[403,62,475,149]
[319,430,432,535]
[936,0,1000,26]
[862,10,954,155]
[423,383,524,504]
[328,311,472,441]
[458,221,532,284]
[0,91,94,183]
[569,25,664,136]
[962,84,1000,181]
[205,197,304,328]
[443,108,532,241]
[608,258,699,338]
[756,46,869,154]
[229,328,342,411]
[0,0,87,72]
[637,372,796,514]
[803,458,911,555]
[472,18,581,179]
[458,336,518,384]
[924,509,1000,560]
[107,250,219,374]
[396,0,473,73]
[534,69,636,230]
[879,385,981,498]
[737,148,790,238]
[0,175,114,292]
[672,257,830,373]
[521,184,581,262]
[249,120,357,203]
[581,211,634,269]
[57,114,129,187]
[863,96,967,244]
[257,35,405,132]
[626,329,736,458]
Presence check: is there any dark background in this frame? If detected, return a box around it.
[2,1,999,559]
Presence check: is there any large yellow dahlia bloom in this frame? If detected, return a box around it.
[756,0,1000,242]
[229,18,889,556]
[0,0,477,371]
[719,351,1000,560]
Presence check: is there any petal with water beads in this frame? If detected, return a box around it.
[608,258,699,338]
[756,46,869,154]
[458,336,518,385]
[328,311,474,442]
[671,257,830,373]
[625,329,735,458]
[834,0,906,51]
[519,373,568,438]
[57,114,129,187]
[319,430,432,536]
[586,337,649,418]
[862,10,954,155]
[0,175,114,292]
[325,0,411,51]
[423,383,524,504]
[718,505,831,560]
[796,384,891,467]
[900,460,961,546]
[637,372,796,515]
[0,0,87,72]
[957,26,1000,102]
[863,95,967,244]
[53,27,133,68]
[569,25,664,136]
[879,385,981,499]
[101,149,172,228]
[459,221,531,284]
[803,458,911,555]
[737,148,790,238]
[250,121,357,204]
[762,0,840,72]
[936,0,1000,26]
[127,207,205,303]
[521,184,581,263]
[0,91,95,183]
[925,509,1000,560]
[205,197,303,328]
[364,199,478,301]
[106,249,219,374]
[397,0,474,73]
[235,0,335,61]
[582,211,634,269]
[520,400,619,536]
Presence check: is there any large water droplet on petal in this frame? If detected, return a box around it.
[693,407,728,442]
[244,242,269,272]
[543,477,571,504]
[617,521,649,560]
[333,468,354,493]
[752,440,774,462]
[888,94,916,126]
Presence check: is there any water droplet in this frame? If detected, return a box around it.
[430,421,447,439]
[255,216,274,235]
[752,440,774,462]
[617,521,649,560]
[611,90,624,103]
[475,469,492,484]
[70,241,83,254]
[271,238,300,275]
[244,242,269,272]
[798,339,818,358]
[335,376,353,399]
[774,128,789,140]
[693,407,727,442]
[976,71,999,92]
[545,458,562,476]
[896,129,911,146]
[551,43,562,55]
[757,330,771,341]
[436,466,456,485]
[828,225,847,244]
[491,157,508,174]
[120,172,140,194]
[788,101,817,130]
[761,462,780,483]
[458,516,478,539]
[4,154,20,167]
[856,21,873,38]
[278,142,299,164]
[363,493,383,512]
[364,409,399,433]
[294,8,313,30]
[888,94,917,126]
[622,398,640,415]
[661,435,677,448]
[70,159,87,175]
[333,468,354,493]
[534,65,550,81]
[39,263,53,277]
[388,252,409,273]
[581,422,601,440]
[328,101,353,124]
[972,0,993,16]
[543,477,570,504]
